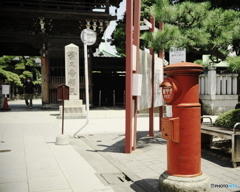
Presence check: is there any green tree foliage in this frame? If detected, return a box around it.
[109,14,126,57]
[142,0,240,63]
[215,109,240,129]
[0,56,41,86]
[110,0,240,62]
[172,0,240,10]
[226,56,240,72]
[109,0,156,57]
[141,0,157,19]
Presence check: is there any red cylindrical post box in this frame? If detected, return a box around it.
[160,62,203,177]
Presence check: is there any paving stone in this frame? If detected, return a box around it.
[28,170,70,192]
[0,165,27,183]
[1,101,240,192]
[0,181,28,192]
[142,162,154,166]
[223,172,240,179]
[140,167,154,172]
[136,170,160,178]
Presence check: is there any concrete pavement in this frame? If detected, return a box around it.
[0,99,239,192]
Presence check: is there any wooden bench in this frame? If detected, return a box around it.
[201,121,240,168]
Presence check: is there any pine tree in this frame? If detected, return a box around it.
[0,56,41,86]
[0,56,41,98]
[142,0,240,63]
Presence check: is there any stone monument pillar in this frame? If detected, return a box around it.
[59,43,85,118]
[65,43,80,100]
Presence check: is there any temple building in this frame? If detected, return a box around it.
[0,0,125,108]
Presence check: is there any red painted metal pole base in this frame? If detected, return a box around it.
[1,98,11,111]
[159,172,210,192]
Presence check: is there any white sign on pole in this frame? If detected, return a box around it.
[2,85,10,95]
[166,105,173,117]
[132,73,142,96]
[80,29,96,46]
[169,47,186,64]
[132,45,137,71]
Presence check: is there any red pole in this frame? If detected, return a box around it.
[149,15,155,137]
[125,0,133,153]
[159,22,164,59]
[159,22,164,131]
[132,0,141,151]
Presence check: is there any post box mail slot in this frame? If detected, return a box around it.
[57,85,69,101]
[161,117,180,143]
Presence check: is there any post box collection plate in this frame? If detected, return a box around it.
[161,117,180,143]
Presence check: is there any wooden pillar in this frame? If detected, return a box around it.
[159,22,164,131]
[125,0,141,153]
[149,15,155,137]
[125,0,133,153]
[41,44,50,108]
[132,0,141,151]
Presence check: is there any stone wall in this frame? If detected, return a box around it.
[199,67,238,115]
[200,95,237,115]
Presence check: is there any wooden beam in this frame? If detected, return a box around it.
[0,8,117,21]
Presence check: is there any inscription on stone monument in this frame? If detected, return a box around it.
[65,44,79,100]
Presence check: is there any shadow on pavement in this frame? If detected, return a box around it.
[201,150,233,168]
[87,131,166,154]
[130,179,159,192]
[82,132,238,191]
[85,130,234,168]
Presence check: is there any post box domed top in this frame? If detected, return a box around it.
[164,62,203,75]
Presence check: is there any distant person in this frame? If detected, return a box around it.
[23,77,35,109]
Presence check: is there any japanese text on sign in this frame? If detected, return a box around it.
[163,88,172,99]
[169,47,186,64]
